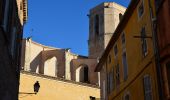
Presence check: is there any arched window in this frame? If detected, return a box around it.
[94,15,99,35]
[76,65,89,83]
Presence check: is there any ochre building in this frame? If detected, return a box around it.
[95,0,161,100]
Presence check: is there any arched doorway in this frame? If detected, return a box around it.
[76,64,89,83]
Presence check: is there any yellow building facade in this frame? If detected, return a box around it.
[19,71,100,100]
[95,0,160,100]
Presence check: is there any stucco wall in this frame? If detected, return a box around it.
[19,72,100,100]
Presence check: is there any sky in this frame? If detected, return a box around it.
[24,0,130,56]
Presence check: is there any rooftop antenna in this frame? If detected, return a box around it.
[26,29,33,41]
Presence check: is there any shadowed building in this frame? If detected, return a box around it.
[155,0,170,99]
[0,0,27,99]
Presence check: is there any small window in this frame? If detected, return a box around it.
[94,15,99,35]
[114,45,118,58]
[138,0,144,18]
[122,52,128,81]
[143,75,152,100]
[123,92,130,100]
[116,63,120,86]
[121,32,126,46]
[141,27,148,57]
[107,67,115,94]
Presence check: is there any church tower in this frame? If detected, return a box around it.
[88,2,126,58]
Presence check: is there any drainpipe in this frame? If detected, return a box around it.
[148,0,164,100]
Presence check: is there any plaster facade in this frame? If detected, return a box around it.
[19,71,100,100]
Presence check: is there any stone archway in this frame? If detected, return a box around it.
[44,56,58,77]
[76,64,89,83]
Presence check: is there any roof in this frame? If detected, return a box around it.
[95,0,140,72]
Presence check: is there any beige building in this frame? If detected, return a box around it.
[20,2,126,99]
[19,71,100,100]
[21,39,99,85]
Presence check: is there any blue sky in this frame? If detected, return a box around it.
[24,0,130,56]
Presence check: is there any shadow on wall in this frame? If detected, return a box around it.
[30,52,42,73]
[76,64,89,83]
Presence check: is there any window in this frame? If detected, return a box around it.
[94,15,99,35]
[121,32,126,47]
[123,92,130,100]
[114,45,118,58]
[138,0,144,18]
[116,64,120,86]
[143,75,152,100]
[141,27,148,57]
[107,67,115,94]
[122,52,128,81]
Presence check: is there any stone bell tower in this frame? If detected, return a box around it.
[88,2,126,58]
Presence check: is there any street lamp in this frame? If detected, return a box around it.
[19,81,40,95]
[34,81,40,94]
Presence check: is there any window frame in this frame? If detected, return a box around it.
[141,26,148,57]
[123,91,130,100]
[121,32,126,49]
[143,75,152,100]
[138,0,145,19]
[122,51,128,81]
[116,63,120,87]
[114,44,118,60]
